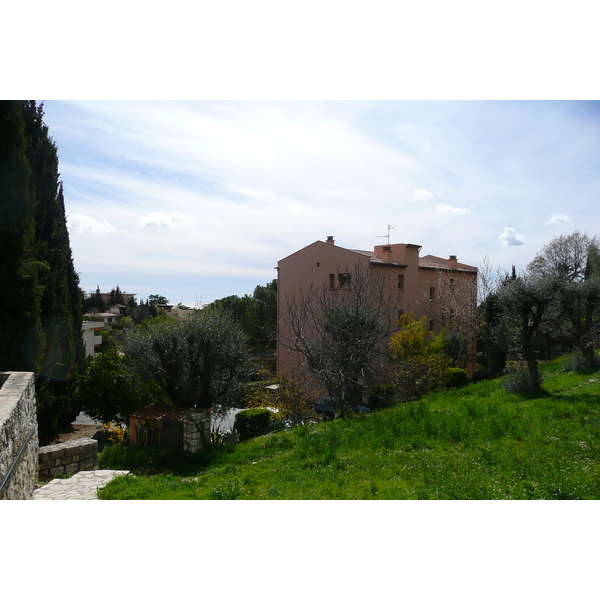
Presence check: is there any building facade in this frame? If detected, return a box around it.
[276,236,478,380]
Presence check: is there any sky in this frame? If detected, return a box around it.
[39,99,600,307]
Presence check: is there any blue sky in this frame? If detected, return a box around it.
[39,100,600,306]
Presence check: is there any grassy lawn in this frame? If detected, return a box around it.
[98,356,600,499]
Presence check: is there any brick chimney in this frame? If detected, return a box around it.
[326,236,335,245]
[382,246,393,262]
[449,255,458,269]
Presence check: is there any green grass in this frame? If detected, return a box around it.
[98,357,600,500]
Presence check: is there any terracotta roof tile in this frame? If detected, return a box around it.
[349,249,477,271]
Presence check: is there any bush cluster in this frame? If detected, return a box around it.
[563,352,600,374]
[234,408,273,441]
[501,369,545,397]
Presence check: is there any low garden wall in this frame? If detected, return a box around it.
[0,372,39,500]
[38,438,98,480]
[183,410,211,453]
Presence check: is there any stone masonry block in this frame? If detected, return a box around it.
[65,445,82,458]
[79,457,95,470]
[65,462,78,474]
[40,446,66,461]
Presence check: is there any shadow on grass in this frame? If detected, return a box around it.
[99,443,237,477]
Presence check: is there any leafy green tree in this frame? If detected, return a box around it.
[147,294,168,306]
[389,312,446,360]
[390,312,453,402]
[109,286,125,305]
[211,279,277,354]
[122,308,253,414]
[75,348,165,423]
[477,292,509,376]
[82,286,106,313]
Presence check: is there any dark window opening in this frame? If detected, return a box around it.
[338,273,352,289]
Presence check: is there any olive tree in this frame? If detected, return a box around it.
[279,263,399,416]
[122,309,253,415]
[528,232,600,363]
[496,267,555,389]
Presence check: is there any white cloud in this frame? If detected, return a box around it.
[137,212,196,229]
[67,213,115,236]
[545,213,570,225]
[437,203,471,215]
[499,227,526,248]
[413,188,434,203]
[203,216,223,227]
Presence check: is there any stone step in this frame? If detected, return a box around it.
[31,469,129,500]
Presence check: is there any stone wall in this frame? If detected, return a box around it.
[38,438,98,480]
[0,372,39,500]
[182,409,211,453]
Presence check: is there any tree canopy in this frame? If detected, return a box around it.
[122,308,253,413]
[211,279,277,354]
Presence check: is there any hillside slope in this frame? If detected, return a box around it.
[99,357,600,500]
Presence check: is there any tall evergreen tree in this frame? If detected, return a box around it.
[0,100,45,372]
[0,100,85,441]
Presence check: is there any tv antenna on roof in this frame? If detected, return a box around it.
[377,224,399,245]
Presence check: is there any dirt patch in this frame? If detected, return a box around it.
[50,424,102,445]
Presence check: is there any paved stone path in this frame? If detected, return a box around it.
[31,469,129,500]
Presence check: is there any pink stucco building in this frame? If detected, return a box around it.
[276,236,478,380]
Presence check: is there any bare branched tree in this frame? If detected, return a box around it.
[279,262,401,416]
[415,269,478,370]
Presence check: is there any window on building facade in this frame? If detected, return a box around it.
[338,273,352,289]
[398,274,404,290]
[429,286,435,300]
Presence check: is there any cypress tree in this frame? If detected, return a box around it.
[0,100,85,441]
[0,100,45,372]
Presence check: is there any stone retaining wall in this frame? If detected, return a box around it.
[38,438,98,479]
[0,372,39,500]
[183,410,211,453]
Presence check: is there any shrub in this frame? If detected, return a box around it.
[246,370,319,426]
[446,367,468,388]
[394,354,452,402]
[368,384,396,410]
[473,370,494,383]
[234,408,273,441]
[501,369,545,397]
[563,352,600,374]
